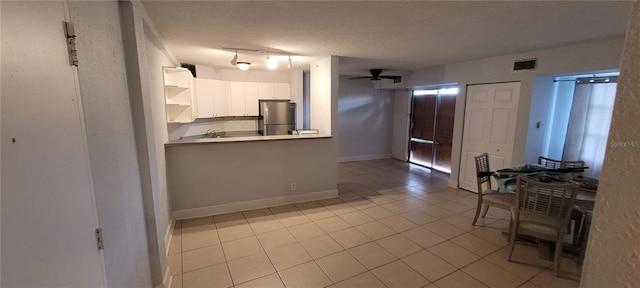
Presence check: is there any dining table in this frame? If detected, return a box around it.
[492,164,598,261]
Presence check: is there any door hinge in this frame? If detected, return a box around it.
[64,22,78,67]
[96,228,104,250]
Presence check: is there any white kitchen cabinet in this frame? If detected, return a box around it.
[163,67,195,123]
[230,81,259,116]
[195,78,230,118]
[212,80,230,117]
[274,83,291,100]
[195,78,214,118]
[229,81,246,116]
[258,83,275,99]
[244,82,259,116]
[258,82,290,100]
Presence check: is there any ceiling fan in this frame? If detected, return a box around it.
[349,69,402,84]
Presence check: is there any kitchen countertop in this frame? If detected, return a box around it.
[165,133,332,146]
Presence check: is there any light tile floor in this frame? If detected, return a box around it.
[168,159,583,288]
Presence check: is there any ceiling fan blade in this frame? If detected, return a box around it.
[348,76,373,80]
[380,76,402,83]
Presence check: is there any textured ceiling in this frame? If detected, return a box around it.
[142,1,631,76]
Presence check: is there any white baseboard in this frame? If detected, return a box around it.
[448,179,458,188]
[173,189,339,220]
[153,268,171,288]
[165,217,175,256]
[338,154,391,163]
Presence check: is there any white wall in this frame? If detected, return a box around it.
[290,69,304,130]
[337,76,394,162]
[391,89,411,161]
[582,2,640,286]
[404,37,625,187]
[524,75,555,164]
[143,18,173,269]
[310,56,336,135]
[542,80,576,160]
[196,65,290,83]
[119,1,172,285]
[68,1,152,287]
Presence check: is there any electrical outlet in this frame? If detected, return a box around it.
[290,183,296,191]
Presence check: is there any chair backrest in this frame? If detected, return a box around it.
[538,156,585,177]
[474,153,491,192]
[514,175,578,222]
[537,156,585,169]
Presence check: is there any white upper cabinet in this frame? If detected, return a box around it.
[194,79,289,117]
[163,67,195,123]
[195,78,214,118]
[229,82,260,116]
[229,81,246,116]
[244,82,259,116]
[274,83,291,100]
[258,82,290,100]
[258,83,275,99]
[212,80,230,117]
[195,78,230,118]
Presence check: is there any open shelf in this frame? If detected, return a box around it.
[163,67,195,123]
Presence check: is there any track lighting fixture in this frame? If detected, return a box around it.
[230,50,238,65]
[223,47,295,71]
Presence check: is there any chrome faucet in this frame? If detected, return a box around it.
[204,129,218,138]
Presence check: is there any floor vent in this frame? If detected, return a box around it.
[513,59,537,71]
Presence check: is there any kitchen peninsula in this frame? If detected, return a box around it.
[166,133,331,145]
[165,56,339,220]
[166,134,336,220]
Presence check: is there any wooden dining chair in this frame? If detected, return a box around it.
[538,156,587,244]
[508,175,579,277]
[472,153,515,226]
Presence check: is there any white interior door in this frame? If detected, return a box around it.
[458,82,521,192]
[1,1,106,286]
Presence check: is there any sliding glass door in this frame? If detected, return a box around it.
[409,87,457,173]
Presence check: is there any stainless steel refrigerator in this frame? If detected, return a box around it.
[258,100,296,135]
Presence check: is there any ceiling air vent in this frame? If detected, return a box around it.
[513,58,537,71]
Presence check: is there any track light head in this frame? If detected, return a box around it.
[267,55,278,69]
[230,50,238,65]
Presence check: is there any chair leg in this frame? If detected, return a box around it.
[481,205,490,217]
[553,236,564,277]
[507,220,517,261]
[507,231,517,261]
[472,201,482,226]
[572,217,583,246]
[507,216,514,243]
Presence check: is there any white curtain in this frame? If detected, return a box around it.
[563,79,617,178]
